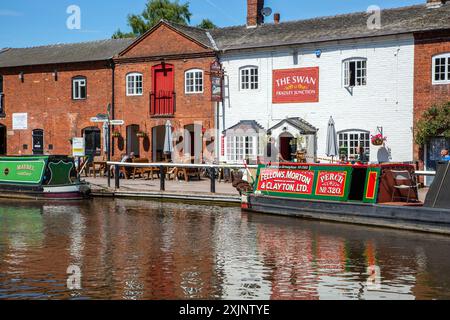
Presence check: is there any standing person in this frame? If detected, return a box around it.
[441,149,450,161]
[357,146,368,164]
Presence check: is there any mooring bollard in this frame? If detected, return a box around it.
[114,165,120,189]
[209,167,216,194]
[160,165,165,191]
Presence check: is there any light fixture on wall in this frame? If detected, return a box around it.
[19,72,24,82]
[315,49,322,58]
[53,70,58,81]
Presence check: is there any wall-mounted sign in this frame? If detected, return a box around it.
[72,137,85,157]
[210,60,223,102]
[272,67,319,103]
[12,113,28,130]
[211,76,222,102]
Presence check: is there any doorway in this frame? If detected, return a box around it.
[83,127,101,158]
[0,124,6,155]
[151,63,175,116]
[126,124,140,157]
[32,129,44,155]
[279,133,296,162]
[184,124,202,163]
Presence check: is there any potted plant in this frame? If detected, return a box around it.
[371,133,387,146]
[136,131,147,138]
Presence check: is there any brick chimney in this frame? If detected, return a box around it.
[274,13,281,24]
[247,0,264,27]
[426,0,447,8]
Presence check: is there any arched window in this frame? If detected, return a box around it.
[432,53,450,84]
[185,69,204,93]
[338,129,370,160]
[343,58,367,87]
[240,66,259,90]
[126,72,143,96]
[72,76,87,100]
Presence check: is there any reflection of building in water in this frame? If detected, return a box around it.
[214,214,271,299]
[257,225,319,300]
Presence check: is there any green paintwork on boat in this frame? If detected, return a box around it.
[253,163,381,204]
[0,156,47,185]
[0,156,76,186]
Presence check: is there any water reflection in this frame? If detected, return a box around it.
[0,199,450,300]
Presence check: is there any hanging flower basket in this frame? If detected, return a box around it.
[112,131,121,138]
[371,134,387,146]
[136,131,147,138]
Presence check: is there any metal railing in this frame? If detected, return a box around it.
[415,171,437,177]
[150,91,176,117]
[106,161,258,193]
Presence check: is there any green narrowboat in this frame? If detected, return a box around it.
[241,162,450,235]
[0,155,90,200]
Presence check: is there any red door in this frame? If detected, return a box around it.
[151,63,175,116]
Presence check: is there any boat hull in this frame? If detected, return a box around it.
[0,183,91,201]
[243,194,450,235]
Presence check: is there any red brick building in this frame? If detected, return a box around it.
[0,21,219,162]
[414,27,450,174]
[0,39,132,156]
[112,21,218,161]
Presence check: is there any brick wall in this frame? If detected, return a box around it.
[113,57,216,160]
[113,22,217,160]
[0,61,112,155]
[414,30,450,166]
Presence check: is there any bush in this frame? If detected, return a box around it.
[415,101,450,145]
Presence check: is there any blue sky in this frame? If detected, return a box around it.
[0,0,425,48]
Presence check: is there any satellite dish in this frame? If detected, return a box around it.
[261,7,273,17]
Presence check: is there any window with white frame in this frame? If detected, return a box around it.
[343,58,367,87]
[432,53,450,84]
[338,130,370,160]
[126,73,143,96]
[185,69,204,93]
[72,77,87,100]
[240,66,259,90]
[226,136,258,162]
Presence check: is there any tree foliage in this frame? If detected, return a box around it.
[197,19,217,29]
[113,0,192,38]
[415,101,450,145]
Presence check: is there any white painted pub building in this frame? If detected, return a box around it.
[212,0,448,165]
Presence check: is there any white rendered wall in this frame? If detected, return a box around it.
[219,35,415,163]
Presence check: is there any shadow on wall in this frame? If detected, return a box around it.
[377,147,391,163]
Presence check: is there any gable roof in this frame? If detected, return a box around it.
[0,38,134,68]
[268,118,318,135]
[118,20,216,57]
[1,4,450,68]
[210,4,450,51]
[224,120,266,134]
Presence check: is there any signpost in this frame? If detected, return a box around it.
[90,106,124,187]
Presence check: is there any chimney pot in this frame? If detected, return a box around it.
[274,13,281,24]
[426,0,447,8]
[247,0,265,27]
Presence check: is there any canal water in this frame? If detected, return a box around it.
[0,198,450,300]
